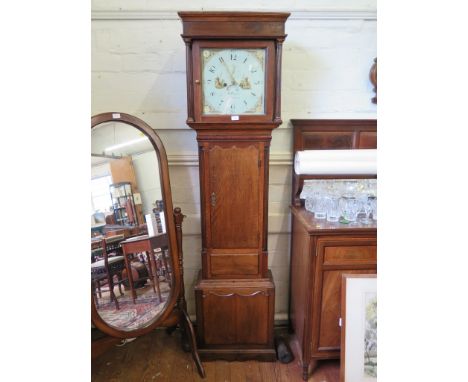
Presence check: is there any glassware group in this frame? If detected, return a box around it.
[301,179,377,224]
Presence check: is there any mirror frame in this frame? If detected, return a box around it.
[91,112,181,338]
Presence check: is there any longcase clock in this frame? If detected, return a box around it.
[179,11,289,361]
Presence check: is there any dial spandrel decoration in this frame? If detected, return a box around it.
[201,48,266,115]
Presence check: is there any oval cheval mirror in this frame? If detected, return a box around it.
[91,112,204,377]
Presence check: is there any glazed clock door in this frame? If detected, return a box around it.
[192,40,276,123]
[203,142,265,278]
[201,48,266,115]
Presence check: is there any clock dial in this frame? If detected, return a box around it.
[201,48,266,115]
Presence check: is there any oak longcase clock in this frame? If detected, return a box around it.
[179,11,289,361]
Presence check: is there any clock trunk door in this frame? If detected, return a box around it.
[204,142,264,278]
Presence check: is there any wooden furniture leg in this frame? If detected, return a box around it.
[162,249,171,286]
[302,359,318,381]
[123,252,137,303]
[148,250,162,301]
[96,281,102,298]
[145,251,158,295]
[93,282,100,307]
[116,273,124,296]
[108,280,119,310]
[302,364,309,381]
[178,312,191,353]
[181,307,205,378]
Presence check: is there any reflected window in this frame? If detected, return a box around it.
[91,175,112,213]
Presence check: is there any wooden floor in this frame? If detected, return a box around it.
[92,328,339,382]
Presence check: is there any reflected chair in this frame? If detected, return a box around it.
[91,238,126,310]
[155,248,172,287]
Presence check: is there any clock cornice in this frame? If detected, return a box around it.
[178,11,290,40]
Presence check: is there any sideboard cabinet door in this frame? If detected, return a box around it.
[311,237,377,355]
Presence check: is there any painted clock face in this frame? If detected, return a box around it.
[201,48,266,115]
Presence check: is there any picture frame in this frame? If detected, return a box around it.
[340,274,377,382]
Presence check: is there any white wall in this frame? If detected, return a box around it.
[132,150,162,215]
[92,1,377,321]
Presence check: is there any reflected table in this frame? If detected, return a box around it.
[120,234,169,304]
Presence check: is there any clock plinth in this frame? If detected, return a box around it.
[194,271,276,361]
[179,11,289,361]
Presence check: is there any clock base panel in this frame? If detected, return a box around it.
[194,270,276,361]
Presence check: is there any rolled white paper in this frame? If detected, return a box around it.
[295,161,376,175]
[295,149,377,175]
[145,213,158,237]
[296,149,376,164]
[159,212,166,233]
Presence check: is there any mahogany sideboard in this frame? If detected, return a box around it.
[289,119,377,380]
[290,207,376,379]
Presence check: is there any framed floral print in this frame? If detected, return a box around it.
[340,274,377,382]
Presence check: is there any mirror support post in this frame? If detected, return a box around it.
[173,207,187,312]
[173,207,205,378]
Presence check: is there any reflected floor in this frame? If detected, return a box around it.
[95,280,171,331]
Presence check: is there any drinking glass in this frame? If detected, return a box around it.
[303,183,315,212]
[305,196,314,213]
[314,195,328,219]
[368,179,377,198]
[300,182,312,201]
[326,196,340,222]
[340,196,360,222]
[370,197,377,221]
[361,197,373,224]
[356,194,367,217]
[306,183,325,213]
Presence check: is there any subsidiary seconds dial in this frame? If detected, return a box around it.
[201,48,266,115]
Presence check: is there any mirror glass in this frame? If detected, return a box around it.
[91,121,173,332]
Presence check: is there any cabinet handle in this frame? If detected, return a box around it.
[211,192,216,207]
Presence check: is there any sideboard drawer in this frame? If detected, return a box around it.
[318,238,377,266]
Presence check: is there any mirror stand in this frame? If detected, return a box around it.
[91,112,205,378]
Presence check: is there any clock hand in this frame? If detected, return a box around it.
[220,60,237,85]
